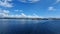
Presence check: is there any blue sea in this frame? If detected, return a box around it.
[0,19,60,34]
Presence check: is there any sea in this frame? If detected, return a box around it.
[0,19,60,34]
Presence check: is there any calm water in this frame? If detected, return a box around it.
[0,19,60,34]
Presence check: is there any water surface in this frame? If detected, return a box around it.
[0,19,60,34]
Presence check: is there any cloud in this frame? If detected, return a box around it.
[48,6,56,11]
[53,0,60,4]
[28,0,40,3]
[0,0,13,7]
[27,15,42,18]
[3,10,10,14]
[0,10,43,18]
[0,9,43,18]
[19,0,26,2]
[0,9,10,17]
[19,0,40,3]
[55,0,60,3]
[20,13,26,17]
[14,9,23,12]
[0,9,10,14]
[19,13,43,18]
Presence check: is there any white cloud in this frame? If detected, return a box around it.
[0,9,43,18]
[0,0,13,7]
[27,15,42,18]
[19,13,43,18]
[7,0,12,1]
[19,0,40,3]
[19,0,26,2]
[3,10,10,14]
[0,9,10,17]
[20,13,26,17]
[55,0,60,3]
[0,11,43,18]
[0,13,3,16]
[28,0,40,3]
[0,9,2,13]
[53,0,60,4]
[0,9,10,14]
[48,7,55,11]
[14,10,23,12]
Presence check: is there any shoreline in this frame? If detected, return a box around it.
[0,18,60,20]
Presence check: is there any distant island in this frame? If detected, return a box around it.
[0,17,60,20]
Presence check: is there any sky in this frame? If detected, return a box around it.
[0,0,60,18]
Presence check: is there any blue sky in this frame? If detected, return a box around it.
[0,0,60,18]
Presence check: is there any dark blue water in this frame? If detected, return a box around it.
[0,19,60,34]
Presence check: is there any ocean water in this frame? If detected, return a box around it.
[0,19,60,34]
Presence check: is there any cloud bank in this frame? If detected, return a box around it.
[0,9,42,18]
[19,0,40,3]
[0,0,13,7]
[3,13,42,18]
